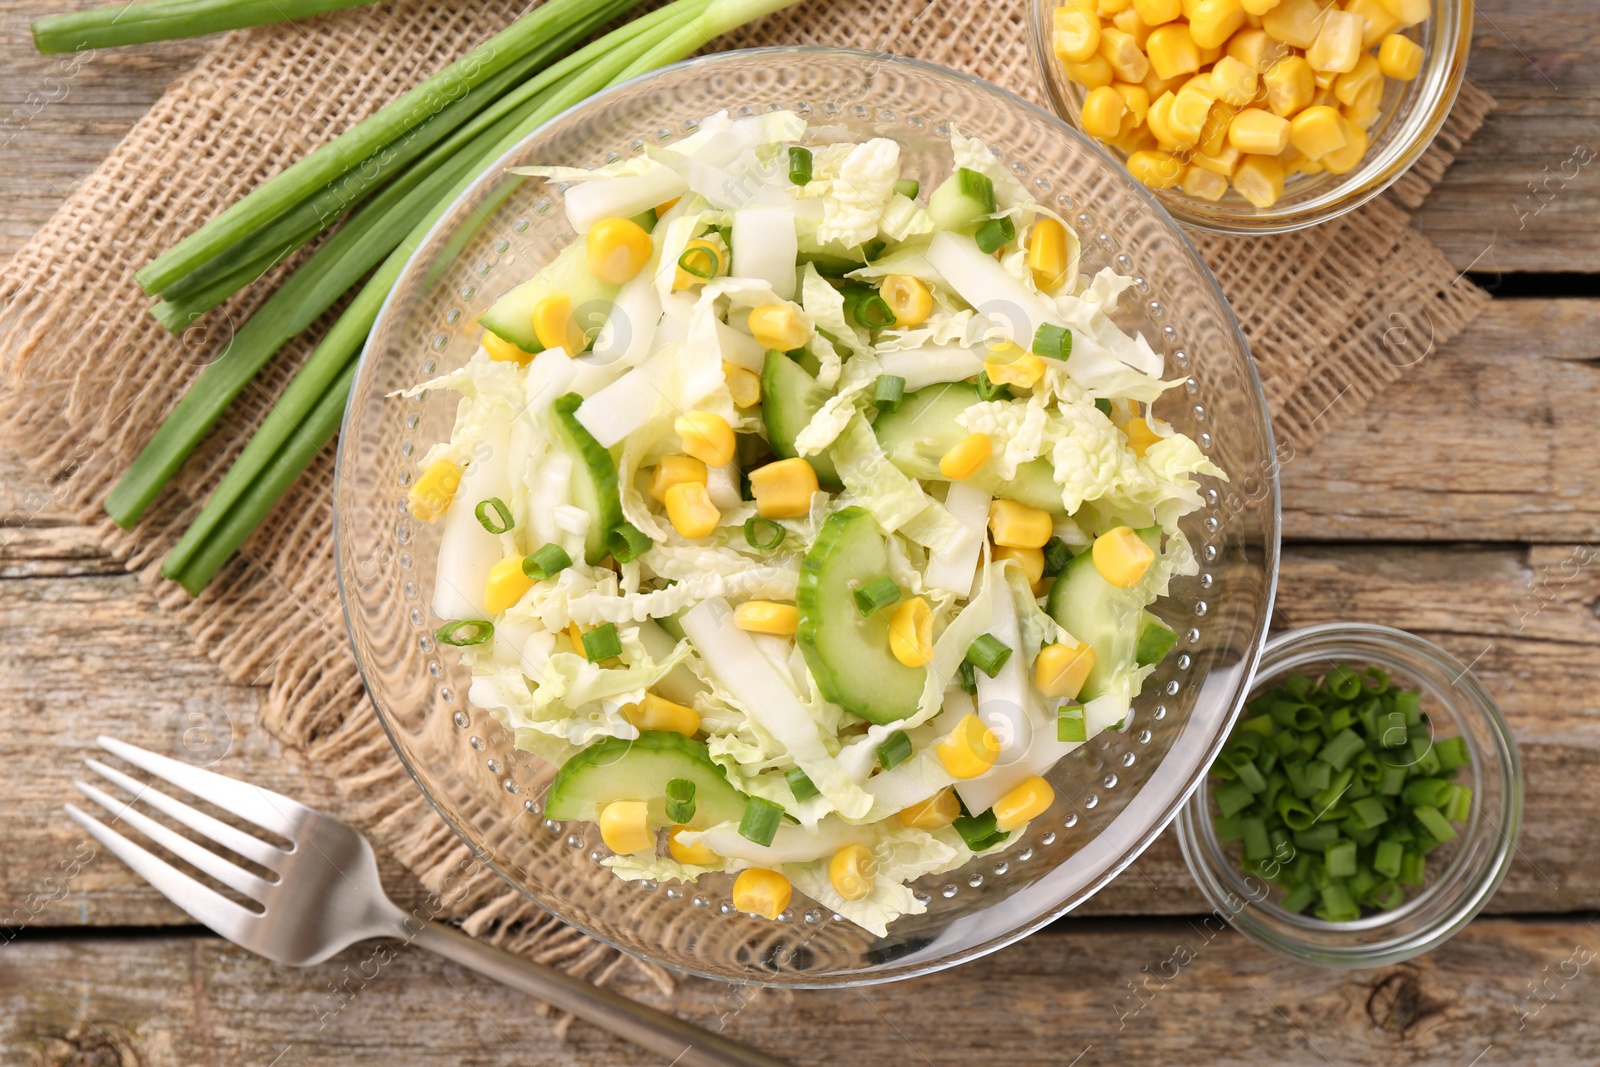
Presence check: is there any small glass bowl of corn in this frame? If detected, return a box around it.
[1028,0,1473,233]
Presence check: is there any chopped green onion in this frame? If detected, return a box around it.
[1316,728,1366,772]
[677,243,722,280]
[581,623,621,662]
[664,778,696,824]
[607,521,653,563]
[975,371,1010,402]
[475,497,514,534]
[1444,783,1473,823]
[436,620,493,647]
[1214,781,1255,819]
[1041,536,1072,578]
[738,796,783,846]
[952,808,1008,851]
[522,544,573,581]
[854,294,897,329]
[743,516,786,551]
[785,767,819,803]
[854,576,902,615]
[1326,664,1363,701]
[1281,881,1318,914]
[788,145,813,185]
[1032,322,1072,361]
[877,730,913,770]
[893,178,920,199]
[1373,839,1404,878]
[1094,398,1113,416]
[973,215,1015,254]
[863,239,887,261]
[1412,805,1458,844]
[873,374,906,413]
[964,633,1012,677]
[1348,795,1391,831]
[1433,735,1470,771]
[958,659,978,695]
[1317,882,1360,922]
[1241,817,1271,861]
[1057,702,1086,743]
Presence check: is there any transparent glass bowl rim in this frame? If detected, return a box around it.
[1175,622,1523,967]
[1026,0,1475,235]
[336,44,1282,987]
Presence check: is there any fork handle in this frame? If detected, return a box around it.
[411,921,795,1067]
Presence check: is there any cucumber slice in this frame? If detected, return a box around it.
[479,241,618,354]
[550,392,623,565]
[928,167,997,234]
[797,507,925,724]
[871,382,1064,513]
[545,732,746,827]
[1136,611,1178,667]
[759,349,842,489]
[1045,527,1163,701]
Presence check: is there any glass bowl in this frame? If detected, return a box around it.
[1029,0,1474,234]
[1176,623,1522,967]
[335,46,1281,987]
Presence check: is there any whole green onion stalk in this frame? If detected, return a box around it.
[32,0,385,54]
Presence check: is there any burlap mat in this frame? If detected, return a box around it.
[0,0,1492,1017]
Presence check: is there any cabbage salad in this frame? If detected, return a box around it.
[401,109,1227,936]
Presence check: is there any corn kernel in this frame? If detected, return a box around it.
[1191,143,1242,175]
[880,274,934,327]
[675,411,736,468]
[1146,92,1192,151]
[1092,525,1156,588]
[747,303,812,351]
[1127,149,1185,188]
[1261,0,1332,48]
[1099,0,1133,13]
[1111,124,1161,155]
[1181,164,1230,201]
[1334,53,1382,106]
[1209,54,1259,107]
[484,555,534,615]
[1240,0,1279,12]
[599,800,653,855]
[1196,39,1225,67]
[735,600,800,636]
[1318,116,1370,173]
[724,362,761,408]
[1228,107,1291,154]
[888,596,933,668]
[988,499,1054,549]
[668,826,718,865]
[672,237,726,290]
[664,481,721,539]
[749,457,819,519]
[654,197,681,216]
[1063,53,1116,89]
[1132,0,1182,25]
[1342,87,1383,129]
[1378,32,1424,80]
[1125,415,1164,455]
[647,454,708,503]
[533,292,585,354]
[994,544,1046,585]
[1036,642,1097,699]
[1144,23,1201,79]
[1263,56,1315,117]
[938,433,994,480]
[1081,85,1130,140]
[829,843,875,901]
[1098,26,1151,82]
[483,331,533,363]
[1112,81,1153,126]
[985,343,1048,388]
[1225,26,1285,72]
[1306,9,1363,72]
[407,460,461,522]
[898,788,961,830]
[1053,4,1103,63]
[1345,0,1400,46]
[1112,7,1154,48]
[1288,104,1349,159]
[623,693,701,737]
[1376,0,1427,26]
[1233,153,1286,206]
[1171,84,1218,145]
[585,216,654,285]
[566,621,587,651]
[1026,218,1073,291]
[936,713,1001,779]
[1142,65,1184,101]
[993,776,1056,832]
[1189,0,1246,49]
[732,869,792,920]
[1199,101,1239,156]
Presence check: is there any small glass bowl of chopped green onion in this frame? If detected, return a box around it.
[1175,623,1521,968]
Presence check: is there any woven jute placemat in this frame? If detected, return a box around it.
[0,0,1493,1015]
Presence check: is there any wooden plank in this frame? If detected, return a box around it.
[3,921,1598,1064]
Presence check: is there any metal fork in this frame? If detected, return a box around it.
[66,735,790,1067]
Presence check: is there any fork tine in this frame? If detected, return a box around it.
[66,803,258,938]
[96,736,302,840]
[74,780,276,904]
[84,758,287,871]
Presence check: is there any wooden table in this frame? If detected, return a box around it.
[3,2,1597,1062]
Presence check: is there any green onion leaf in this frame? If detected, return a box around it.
[952,807,1008,851]
[877,730,913,770]
[677,243,721,280]
[975,370,1010,402]
[958,659,978,696]
[474,497,514,534]
[738,796,783,846]
[1041,536,1072,578]
[1032,322,1072,361]
[854,294,897,329]
[522,543,573,582]
[436,620,493,647]
[581,622,621,662]
[606,521,653,563]
[664,778,696,824]
[743,516,786,551]
[873,374,906,413]
[785,767,819,803]
[854,575,902,616]
[788,145,813,185]
[965,633,1012,677]
[974,215,1016,254]
[1094,397,1113,416]
[1057,702,1086,743]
